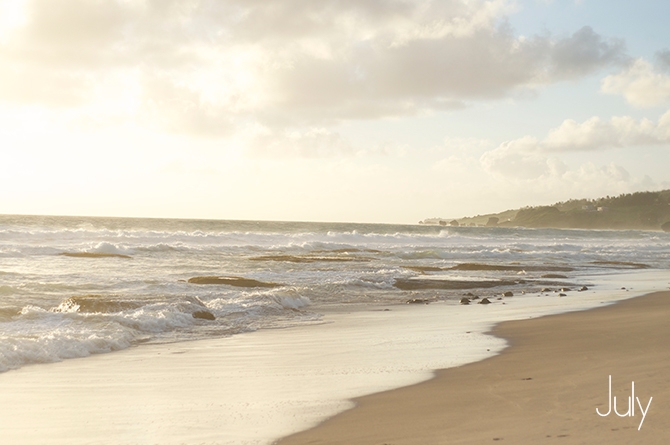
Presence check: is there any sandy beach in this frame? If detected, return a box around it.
[279,291,670,445]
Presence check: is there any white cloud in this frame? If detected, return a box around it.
[483,110,670,164]
[0,0,626,136]
[601,58,670,107]
[480,137,567,179]
[479,110,670,186]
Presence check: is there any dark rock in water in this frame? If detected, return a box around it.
[55,295,142,313]
[450,263,573,272]
[541,274,568,279]
[579,286,588,291]
[560,288,571,292]
[405,266,445,273]
[478,298,491,304]
[471,296,480,300]
[502,291,514,297]
[394,278,518,291]
[460,297,470,305]
[541,288,552,293]
[250,254,369,263]
[559,293,567,297]
[60,252,131,259]
[188,276,281,288]
[464,292,476,297]
[406,298,430,304]
[449,220,460,227]
[591,260,650,269]
[192,310,216,320]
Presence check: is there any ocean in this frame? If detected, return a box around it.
[1,214,670,374]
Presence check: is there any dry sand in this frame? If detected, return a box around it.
[279,291,670,445]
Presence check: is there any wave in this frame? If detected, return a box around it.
[0,290,316,372]
[3,215,670,373]
[60,252,132,259]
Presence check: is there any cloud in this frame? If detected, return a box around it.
[478,130,656,204]
[483,110,670,164]
[0,0,626,135]
[480,110,670,181]
[247,127,354,158]
[263,24,623,123]
[480,137,567,179]
[601,58,670,107]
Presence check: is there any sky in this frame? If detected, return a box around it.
[1,0,670,224]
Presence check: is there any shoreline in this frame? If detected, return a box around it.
[0,271,667,444]
[278,290,670,444]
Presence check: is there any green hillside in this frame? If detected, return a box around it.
[424,190,670,231]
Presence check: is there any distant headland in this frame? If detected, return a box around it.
[422,190,670,232]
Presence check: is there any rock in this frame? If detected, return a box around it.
[486,217,499,227]
[541,274,568,279]
[188,276,281,288]
[662,221,670,232]
[502,291,514,297]
[478,297,491,304]
[460,297,471,305]
[559,293,567,297]
[449,220,460,227]
[541,288,552,293]
[471,296,480,300]
[192,310,215,320]
[464,292,476,297]
[560,287,571,292]
[394,278,518,290]
[579,286,588,291]
[406,298,430,304]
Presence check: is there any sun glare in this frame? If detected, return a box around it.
[0,0,27,43]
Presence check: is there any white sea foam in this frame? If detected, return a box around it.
[1,214,670,372]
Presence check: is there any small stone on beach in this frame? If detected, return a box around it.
[406,298,430,304]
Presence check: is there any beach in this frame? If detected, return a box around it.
[280,290,670,445]
[0,285,667,444]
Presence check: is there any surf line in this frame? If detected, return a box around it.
[596,375,652,431]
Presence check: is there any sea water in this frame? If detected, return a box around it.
[1,214,670,373]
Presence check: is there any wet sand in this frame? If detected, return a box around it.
[279,291,670,445]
